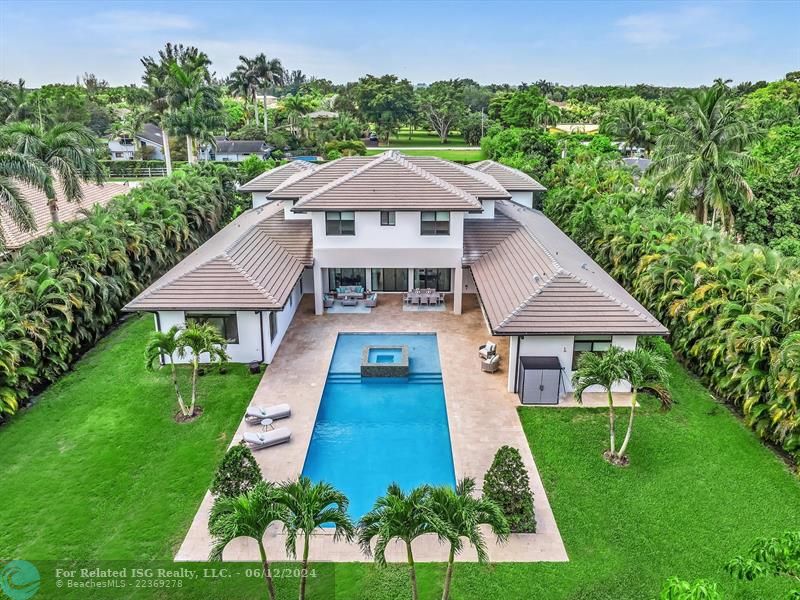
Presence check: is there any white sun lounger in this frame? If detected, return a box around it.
[243,429,291,450]
[245,403,291,424]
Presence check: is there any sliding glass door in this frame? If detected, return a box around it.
[413,268,452,291]
[328,268,367,289]
[371,268,408,292]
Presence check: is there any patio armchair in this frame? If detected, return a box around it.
[402,292,410,304]
[478,341,497,360]
[323,294,335,308]
[411,294,421,305]
[364,292,378,307]
[481,354,501,373]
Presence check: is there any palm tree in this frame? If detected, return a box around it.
[176,322,228,417]
[165,61,219,164]
[617,348,669,460]
[572,345,629,462]
[429,478,509,600]
[533,102,561,130]
[252,54,284,134]
[606,98,653,154]
[0,122,104,223]
[0,79,31,124]
[231,56,261,127]
[281,94,314,135]
[650,83,763,232]
[209,481,287,600]
[279,477,354,600]
[109,107,150,158]
[0,151,51,247]
[358,483,451,600]
[329,115,363,141]
[144,325,188,416]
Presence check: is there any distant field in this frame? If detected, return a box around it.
[383,129,467,146]
[366,148,485,162]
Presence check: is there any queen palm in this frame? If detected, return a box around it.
[278,477,354,600]
[572,345,629,462]
[429,478,509,600]
[0,151,51,247]
[176,322,228,417]
[617,348,669,460]
[144,326,187,416]
[1,122,104,222]
[209,481,287,600]
[358,483,452,600]
[650,83,763,232]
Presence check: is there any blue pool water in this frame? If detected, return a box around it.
[367,347,402,364]
[302,333,456,519]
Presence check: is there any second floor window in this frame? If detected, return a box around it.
[380,211,396,226]
[326,211,355,235]
[421,211,450,235]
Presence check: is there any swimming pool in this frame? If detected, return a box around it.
[302,333,456,519]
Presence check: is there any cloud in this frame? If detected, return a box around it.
[77,10,197,33]
[616,5,750,49]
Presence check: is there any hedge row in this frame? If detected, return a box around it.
[0,164,241,419]
[544,163,800,462]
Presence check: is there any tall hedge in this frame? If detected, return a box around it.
[0,164,241,420]
[543,159,800,462]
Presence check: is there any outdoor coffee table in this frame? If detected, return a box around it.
[260,418,274,431]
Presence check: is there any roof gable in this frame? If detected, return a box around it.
[238,161,316,192]
[292,152,483,212]
[468,160,546,191]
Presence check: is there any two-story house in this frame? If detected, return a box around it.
[107,123,166,161]
[125,151,667,404]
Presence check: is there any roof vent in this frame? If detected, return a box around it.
[581,262,588,270]
[532,274,541,283]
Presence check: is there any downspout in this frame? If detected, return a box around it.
[258,311,265,364]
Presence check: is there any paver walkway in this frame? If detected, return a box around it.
[176,294,568,563]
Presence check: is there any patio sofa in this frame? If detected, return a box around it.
[335,285,365,299]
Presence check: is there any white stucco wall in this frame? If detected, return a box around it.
[509,191,534,209]
[153,280,304,365]
[507,334,638,396]
[251,192,270,208]
[465,200,495,219]
[462,268,477,293]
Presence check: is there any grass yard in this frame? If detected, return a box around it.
[1,317,798,599]
[383,129,467,147]
[366,148,486,162]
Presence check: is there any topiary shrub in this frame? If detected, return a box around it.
[210,442,263,498]
[482,445,536,533]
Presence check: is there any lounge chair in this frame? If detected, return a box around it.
[479,342,497,360]
[243,428,292,450]
[481,354,500,373]
[245,403,291,424]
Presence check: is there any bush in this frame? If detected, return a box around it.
[480,126,558,170]
[238,154,276,181]
[325,149,342,161]
[0,164,241,420]
[659,577,721,600]
[210,443,263,498]
[482,446,536,533]
[324,139,367,157]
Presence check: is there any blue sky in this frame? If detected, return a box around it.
[1,1,797,87]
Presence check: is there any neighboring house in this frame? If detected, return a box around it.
[549,123,600,135]
[0,180,128,250]
[107,123,166,161]
[307,110,338,121]
[203,138,272,162]
[125,152,667,404]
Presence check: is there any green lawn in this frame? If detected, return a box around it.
[1,317,798,599]
[382,129,468,147]
[366,148,485,163]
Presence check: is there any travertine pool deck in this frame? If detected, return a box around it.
[176,294,568,563]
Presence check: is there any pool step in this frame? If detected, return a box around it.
[326,373,442,384]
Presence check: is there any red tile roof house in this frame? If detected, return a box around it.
[125,152,667,404]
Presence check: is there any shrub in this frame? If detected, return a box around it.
[210,443,263,498]
[0,164,241,420]
[326,149,342,161]
[482,446,536,533]
[325,139,367,157]
[659,577,721,600]
[238,154,276,181]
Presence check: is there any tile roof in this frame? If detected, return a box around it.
[124,202,312,311]
[215,140,270,154]
[238,161,317,192]
[290,151,483,212]
[466,201,668,336]
[268,156,375,198]
[468,160,546,191]
[0,180,129,249]
[405,156,511,199]
[137,123,164,146]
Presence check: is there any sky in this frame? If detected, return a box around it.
[1,0,798,88]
